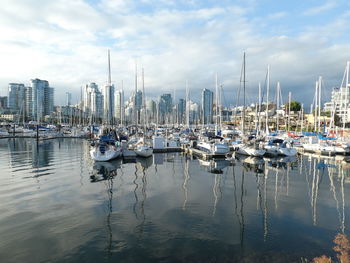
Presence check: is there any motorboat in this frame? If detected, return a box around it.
[196,136,230,156]
[264,138,297,157]
[235,143,266,157]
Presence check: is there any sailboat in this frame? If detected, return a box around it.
[196,74,230,156]
[235,52,266,157]
[90,50,122,162]
[135,67,153,158]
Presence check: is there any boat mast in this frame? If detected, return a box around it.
[318,76,322,133]
[242,52,246,135]
[258,82,261,134]
[265,64,270,134]
[215,73,218,135]
[301,104,304,133]
[287,92,291,132]
[121,80,124,127]
[134,60,138,127]
[276,82,280,132]
[142,68,147,133]
[107,49,112,126]
[186,80,190,129]
[342,61,350,131]
[314,81,318,132]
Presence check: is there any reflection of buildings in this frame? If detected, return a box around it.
[7,139,54,169]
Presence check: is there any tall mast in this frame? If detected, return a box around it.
[219,84,223,128]
[242,52,246,134]
[318,76,322,132]
[258,82,261,134]
[301,104,304,133]
[314,81,318,132]
[121,80,124,126]
[134,60,138,126]
[276,82,280,132]
[265,64,270,134]
[142,67,147,130]
[186,80,190,128]
[108,49,111,86]
[288,92,291,132]
[215,73,219,134]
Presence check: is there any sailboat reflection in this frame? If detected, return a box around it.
[136,156,153,170]
[240,156,265,174]
[198,159,231,174]
[90,159,122,182]
[89,159,121,259]
[264,156,298,171]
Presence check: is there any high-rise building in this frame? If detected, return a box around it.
[159,93,172,123]
[66,92,72,106]
[83,83,103,121]
[146,99,156,123]
[327,62,350,123]
[103,84,114,124]
[189,101,199,124]
[202,88,214,124]
[115,89,124,125]
[0,96,7,109]
[177,98,185,124]
[8,83,26,113]
[27,79,54,121]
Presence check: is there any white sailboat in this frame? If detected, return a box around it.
[135,67,153,158]
[196,74,230,156]
[235,52,266,157]
[90,50,122,162]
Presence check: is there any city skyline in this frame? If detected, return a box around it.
[1,0,350,106]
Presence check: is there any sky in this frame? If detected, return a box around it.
[0,0,350,107]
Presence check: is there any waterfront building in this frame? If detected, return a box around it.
[115,89,124,125]
[66,92,72,106]
[326,62,350,124]
[146,99,157,123]
[83,83,103,120]
[189,101,199,124]
[8,83,26,113]
[27,79,54,122]
[135,90,142,124]
[177,98,185,125]
[159,93,172,124]
[103,84,114,124]
[201,88,213,124]
[0,96,7,109]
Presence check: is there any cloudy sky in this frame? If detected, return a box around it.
[0,0,350,107]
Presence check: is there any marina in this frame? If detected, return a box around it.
[0,138,350,262]
[2,1,350,261]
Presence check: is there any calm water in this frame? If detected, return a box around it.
[0,138,349,263]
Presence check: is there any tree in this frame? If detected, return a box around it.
[285,101,301,112]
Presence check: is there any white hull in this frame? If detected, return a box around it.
[197,141,230,155]
[135,145,153,157]
[265,145,297,157]
[90,145,122,161]
[236,144,266,157]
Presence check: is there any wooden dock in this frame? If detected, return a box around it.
[153,147,183,153]
[184,147,229,160]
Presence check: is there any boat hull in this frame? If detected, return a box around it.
[90,146,122,161]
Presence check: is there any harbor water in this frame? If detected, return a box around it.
[0,138,349,262]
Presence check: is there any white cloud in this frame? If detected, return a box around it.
[0,0,349,107]
[303,1,337,16]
